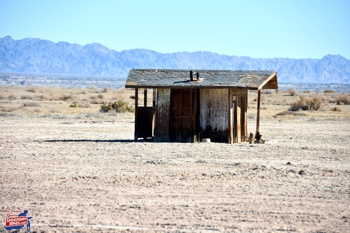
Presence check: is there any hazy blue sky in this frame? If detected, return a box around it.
[1,0,349,59]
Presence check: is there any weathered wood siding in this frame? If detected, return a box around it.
[200,89,229,142]
[232,89,248,142]
[154,88,171,142]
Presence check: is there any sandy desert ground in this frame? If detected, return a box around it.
[1,86,350,232]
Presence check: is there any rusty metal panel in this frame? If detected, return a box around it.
[154,88,171,142]
[200,89,229,142]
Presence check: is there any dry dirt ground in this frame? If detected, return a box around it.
[1,86,350,232]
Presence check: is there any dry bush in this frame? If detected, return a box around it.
[36,95,48,101]
[0,94,4,99]
[302,90,310,93]
[21,95,33,100]
[102,87,110,93]
[288,88,297,96]
[89,86,98,93]
[71,102,91,108]
[90,99,104,104]
[331,107,341,112]
[7,94,17,100]
[26,87,38,93]
[78,102,91,108]
[324,89,335,93]
[59,95,72,101]
[336,94,350,105]
[100,100,134,113]
[1,106,22,112]
[290,96,322,111]
[23,103,41,107]
[69,103,79,108]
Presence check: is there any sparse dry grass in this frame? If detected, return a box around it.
[0,86,349,120]
[0,86,136,116]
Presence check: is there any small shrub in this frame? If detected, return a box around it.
[69,103,79,108]
[23,102,41,107]
[89,86,98,92]
[100,100,134,113]
[324,89,335,93]
[90,99,103,104]
[97,94,104,99]
[100,103,113,112]
[115,100,134,113]
[36,94,48,100]
[102,87,110,93]
[59,95,72,101]
[336,94,350,105]
[21,95,33,100]
[26,88,37,93]
[288,88,297,96]
[78,102,91,108]
[302,90,310,93]
[309,97,321,110]
[290,96,322,111]
[7,94,17,100]
[331,107,341,112]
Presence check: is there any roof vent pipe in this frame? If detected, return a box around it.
[196,72,199,80]
[190,71,193,81]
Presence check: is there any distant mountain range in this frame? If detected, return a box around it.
[1,36,350,83]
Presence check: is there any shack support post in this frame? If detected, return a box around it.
[134,88,138,141]
[256,89,261,138]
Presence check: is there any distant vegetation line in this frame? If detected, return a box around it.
[1,36,350,84]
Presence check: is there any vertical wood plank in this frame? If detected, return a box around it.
[143,88,147,140]
[144,88,147,107]
[134,88,138,141]
[155,88,171,142]
[236,94,242,142]
[241,91,248,142]
[153,88,157,107]
[228,88,234,144]
[196,89,201,142]
[233,94,237,143]
[152,88,157,137]
[256,89,261,135]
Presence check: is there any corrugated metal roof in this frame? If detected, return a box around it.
[125,69,278,90]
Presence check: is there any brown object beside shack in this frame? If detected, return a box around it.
[125,69,278,143]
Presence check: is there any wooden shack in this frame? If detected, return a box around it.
[125,69,278,143]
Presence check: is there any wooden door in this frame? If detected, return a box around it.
[170,89,194,142]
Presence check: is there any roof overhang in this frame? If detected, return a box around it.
[125,69,278,90]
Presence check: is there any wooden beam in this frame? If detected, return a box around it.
[241,90,248,142]
[144,88,147,107]
[232,95,237,143]
[134,88,139,141]
[258,71,278,90]
[236,94,242,142]
[228,89,234,144]
[195,89,200,142]
[256,89,261,136]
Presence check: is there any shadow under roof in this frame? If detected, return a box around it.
[125,69,278,90]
